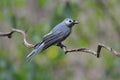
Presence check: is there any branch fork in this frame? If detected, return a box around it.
[0,28,120,58]
[0,28,35,48]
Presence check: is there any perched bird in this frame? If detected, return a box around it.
[26,18,78,62]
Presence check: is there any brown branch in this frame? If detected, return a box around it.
[0,29,120,58]
[97,43,120,57]
[64,43,120,58]
[64,48,97,56]
[0,28,35,48]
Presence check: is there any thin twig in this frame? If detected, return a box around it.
[64,48,97,56]
[98,43,120,57]
[0,28,120,58]
[64,43,120,58]
[0,31,14,38]
[0,28,35,48]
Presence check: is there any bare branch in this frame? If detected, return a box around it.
[0,31,14,38]
[0,28,35,48]
[97,43,120,57]
[0,28,120,58]
[64,48,97,56]
[64,43,120,58]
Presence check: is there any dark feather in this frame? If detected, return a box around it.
[42,30,70,50]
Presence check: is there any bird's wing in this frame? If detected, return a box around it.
[41,31,65,49]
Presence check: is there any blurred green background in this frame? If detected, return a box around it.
[0,0,120,80]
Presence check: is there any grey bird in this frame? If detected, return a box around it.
[26,18,78,62]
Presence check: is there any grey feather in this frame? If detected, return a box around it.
[26,43,44,62]
[26,18,78,62]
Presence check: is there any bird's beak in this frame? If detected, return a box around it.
[73,20,79,24]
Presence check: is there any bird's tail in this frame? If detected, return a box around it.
[26,43,44,62]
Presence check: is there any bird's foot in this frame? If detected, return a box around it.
[56,43,68,54]
[63,46,68,54]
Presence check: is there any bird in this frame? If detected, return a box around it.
[26,18,79,62]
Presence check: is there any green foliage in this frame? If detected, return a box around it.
[11,14,17,28]
[50,1,79,27]
[14,0,25,7]
[0,0,120,80]
[63,2,80,18]
[38,0,48,8]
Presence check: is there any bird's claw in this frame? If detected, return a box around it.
[56,43,68,54]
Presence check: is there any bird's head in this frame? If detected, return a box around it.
[64,18,79,27]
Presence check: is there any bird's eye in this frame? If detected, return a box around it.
[69,20,72,23]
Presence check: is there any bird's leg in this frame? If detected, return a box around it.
[56,43,66,48]
[56,43,67,54]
